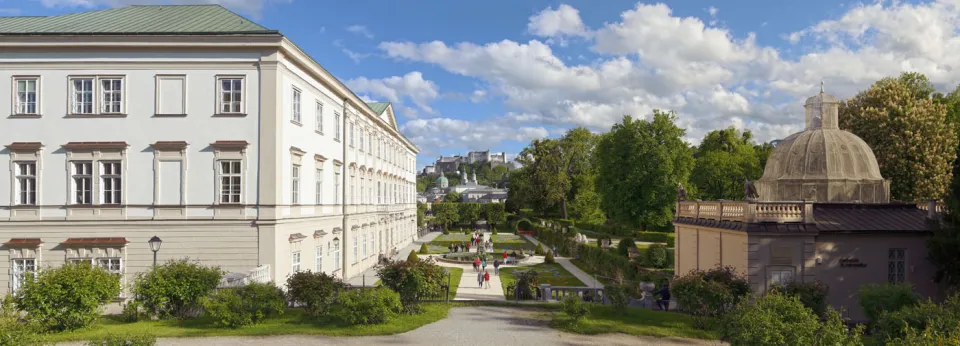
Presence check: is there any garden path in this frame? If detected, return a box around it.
[346,231,442,287]
[521,234,604,288]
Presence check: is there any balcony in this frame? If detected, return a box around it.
[676,200,814,224]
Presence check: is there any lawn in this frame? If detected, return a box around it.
[425,233,536,254]
[42,303,453,342]
[446,267,463,298]
[499,262,587,299]
[548,305,717,340]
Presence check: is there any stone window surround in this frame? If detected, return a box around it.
[765,265,796,292]
[66,75,127,117]
[215,75,246,116]
[290,146,305,205]
[4,238,43,294]
[6,142,43,208]
[11,75,42,117]
[63,142,128,206]
[154,74,187,117]
[211,140,249,205]
[152,141,189,206]
[314,154,326,205]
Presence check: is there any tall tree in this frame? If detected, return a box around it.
[839,72,957,201]
[754,142,776,170]
[559,127,600,220]
[516,139,569,216]
[484,203,507,231]
[431,203,459,231]
[690,127,762,200]
[458,203,482,228]
[444,190,461,203]
[595,111,694,231]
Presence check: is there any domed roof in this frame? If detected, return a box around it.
[436,175,448,184]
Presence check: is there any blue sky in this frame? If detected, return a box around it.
[6,0,960,170]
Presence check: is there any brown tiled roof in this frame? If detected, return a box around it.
[152,141,188,150]
[63,142,128,150]
[62,237,129,246]
[3,238,42,247]
[812,203,933,232]
[211,140,249,150]
[5,142,43,151]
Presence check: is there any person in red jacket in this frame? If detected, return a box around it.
[474,257,481,272]
[483,270,491,289]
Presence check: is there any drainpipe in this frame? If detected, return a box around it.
[341,98,349,280]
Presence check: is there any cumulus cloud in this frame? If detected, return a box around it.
[346,72,440,118]
[527,4,590,38]
[38,0,291,18]
[401,117,549,158]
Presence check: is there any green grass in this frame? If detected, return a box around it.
[548,305,717,340]
[499,262,587,299]
[446,267,463,298]
[42,303,453,342]
[426,233,535,254]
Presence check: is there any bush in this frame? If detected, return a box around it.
[672,266,750,328]
[561,294,590,320]
[442,230,450,235]
[507,270,539,300]
[643,244,669,268]
[132,258,223,319]
[376,259,447,312]
[719,292,863,346]
[120,300,142,323]
[604,285,630,312]
[86,333,157,346]
[544,251,556,264]
[534,243,546,256]
[333,287,402,325]
[15,262,121,331]
[418,243,429,254]
[406,251,420,262]
[617,238,636,257]
[889,321,960,346]
[858,283,918,325]
[285,271,346,317]
[769,281,829,317]
[872,295,960,344]
[202,282,285,328]
[0,294,47,346]
[634,232,673,244]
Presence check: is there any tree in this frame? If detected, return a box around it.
[754,142,776,170]
[506,167,533,212]
[458,203,482,228]
[444,190,461,203]
[517,138,569,216]
[416,202,427,228]
[432,202,459,231]
[561,127,603,222]
[595,111,694,230]
[485,203,506,231]
[839,72,957,201]
[690,127,762,200]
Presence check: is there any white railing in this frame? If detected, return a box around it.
[217,264,271,288]
[677,201,811,224]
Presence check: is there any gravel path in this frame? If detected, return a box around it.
[98,306,724,346]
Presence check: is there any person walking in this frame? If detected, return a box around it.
[503,251,508,264]
[473,257,481,272]
[477,270,484,288]
[493,259,501,275]
[481,258,487,271]
[656,283,671,311]
[483,270,491,289]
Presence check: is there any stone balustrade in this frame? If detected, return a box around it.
[676,200,814,224]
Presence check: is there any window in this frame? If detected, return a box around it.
[333,243,341,270]
[335,170,341,204]
[889,248,906,284]
[11,258,36,294]
[292,251,301,273]
[292,88,302,123]
[218,77,243,113]
[100,161,122,204]
[352,234,358,264]
[769,269,794,287]
[349,122,355,147]
[315,245,323,272]
[219,160,242,204]
[291,164,301,204]
[362,233,367,258]
[15,162,37,205]
[96,258,122,275]
[368,134,372,156]
[71,78,94,114]
[315,168,323,205]
[14,77,39,115]
[72,161,93,204]
[315,101,323,133]
[334,112,341,141]
[100,78,123,113]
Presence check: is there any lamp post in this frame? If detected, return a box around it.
[148,236,162,266]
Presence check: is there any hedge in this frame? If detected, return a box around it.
[534,226,669,285]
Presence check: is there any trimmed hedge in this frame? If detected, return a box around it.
[534,227,670,286]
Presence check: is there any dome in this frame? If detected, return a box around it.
[436,175,449,189]
[755,85,890,203]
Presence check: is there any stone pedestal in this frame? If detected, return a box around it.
[541,284,552,301]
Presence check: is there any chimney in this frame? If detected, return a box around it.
[928,200,939,219]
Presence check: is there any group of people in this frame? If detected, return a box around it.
[472,257,503,275]
[448,242,470,253]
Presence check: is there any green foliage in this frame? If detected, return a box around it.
[517,219,533,231]
[484,203,507,229]
[406,251,420,262]
[858,283,919,325]
[418,243,429,254]
[604,285,630,312]
[0,294,48,346]
[376,259,447,312]
[202,282,285,328]
[617,238,636,257]
[333,287,403,325]
[643,244,669,269]
[535,243,546,256]
[431,202,460,231]
[86,333,157,346]
[719,292,863,346]
[444,190,461,203]
[285,271,346,317]
[840,72,957,201]
[595,112,694,231]
[544,251,556,264]
[690,127,762,200]
[888,321,960,346]
[15,262,121,331]
[416,202,426,228]
[561,294,590,320]
[928,221,960,291]
[506,269,540,300]
[769,281,829,317]
[671,267,750,328]
[458,203,482,226]
[872,295,960,344]
[120,300,141,323]
[132,258,223,319]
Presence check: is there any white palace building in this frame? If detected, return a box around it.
[0,5,419,298]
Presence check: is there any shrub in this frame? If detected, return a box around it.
[719,292,863,346]
[406,251,420,262]
[418,243,429,254]
[604,285,630,312]
[86,333,157,346]
[544,251,556,264]
[672,266,750,328]
[634,232,673,244]
[120,300,142,323]
[285,271,346,317]
[202,282,285,328]
[517,219,532,231]
[617,238,636,257]
[643,244,669,268]
[769,281,829,317]
[15,262,121,331]
[872,295,960,344]
[534,243,546,256]
[442,230,450,235]
[333,287,402,325]
[889,321,960,346]
[858,283,918,325]
[132,258,223,319]
[561,294,590,320]
[507,270,539,300]
[0,294,47,346]
[376,259,447,312]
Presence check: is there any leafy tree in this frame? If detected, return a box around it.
[506,167,533,212]
[376,258,447,313]
[458,203,482,228]
[595,111,694,230]
[754,142,776,170]
[444,190,461,203]
[516,138,569,216]
[432,202,459,231]
[560,127,600,220]
[690,127,762,200]
[484,203,507,231]
[416,202,427,228]
[839,72,957,201]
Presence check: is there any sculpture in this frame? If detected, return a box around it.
[745,179,759,201]
[677,183,688,201]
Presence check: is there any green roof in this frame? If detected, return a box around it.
[0,5,276,35]
[366,102,390,115]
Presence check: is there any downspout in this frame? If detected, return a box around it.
[341,98,349,279]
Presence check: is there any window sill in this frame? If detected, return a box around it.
[9,114,41,119]
[213,113,247,117]
[10,205,39,209]
[215,203,245,208]
[291,120,303,127]
[315,130,324,136]
[153,114,188,118]
[65,113,127,118]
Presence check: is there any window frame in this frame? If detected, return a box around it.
[315,167,323,205]
[68,76,96,115]
[334,169,342,205]
[334,112,341,141]
[12,76,40,116]
[216,75,245,115]
[333,242,341,270]
[71,161,94,205]
[292,250,301,273]
[217,160,243,204]
[316,245,323,273]
[291,163,301,205]
[315,101,324,134]
[352,233,358,264]
[154,74,187,116]
[291,87,302,124]
[888,248,907,284]
[99,76,125,114]
[14,161,37,206]
[99,161,122,205]
[11,258,36,294]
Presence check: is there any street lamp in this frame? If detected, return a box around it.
[148,236,162,266]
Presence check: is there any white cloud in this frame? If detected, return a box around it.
[37,0,291,18]
[470,89,487,103]
[346,72,440,118]
[401,117,549,156]
[527,4,590,38]
[346,24,374,39]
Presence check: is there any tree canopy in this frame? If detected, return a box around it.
[690,127,763,200]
